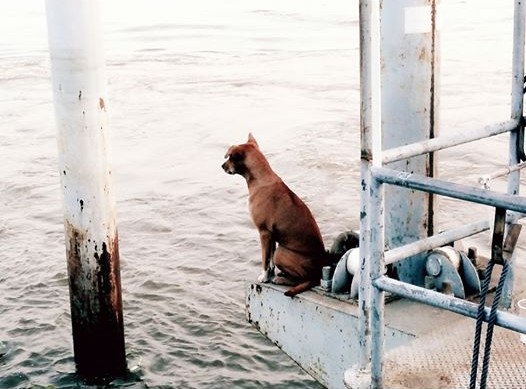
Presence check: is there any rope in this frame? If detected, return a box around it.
[479,259,510,389]
[469,260,495,389]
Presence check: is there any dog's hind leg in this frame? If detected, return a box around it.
[271,275,296,286]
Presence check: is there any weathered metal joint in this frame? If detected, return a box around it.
[361,148,373,161]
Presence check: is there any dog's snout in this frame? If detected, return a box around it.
[222,160,235,174]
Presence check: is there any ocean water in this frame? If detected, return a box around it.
[0,0,525,388]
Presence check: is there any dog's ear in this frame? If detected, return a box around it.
[247,132,259,149]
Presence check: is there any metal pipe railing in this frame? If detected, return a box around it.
[374,276,526,334]
[360,1,526,388]
[510,0,526,124]
[372,166,526,214]
[479,161,526,189]
[370,176,385,388]
[358,0,382,370]
[382,119,518,165]
[502,0,526,309]
[384,219,490,266]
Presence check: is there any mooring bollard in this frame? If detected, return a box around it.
[45,0,127,380]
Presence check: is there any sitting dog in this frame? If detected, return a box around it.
[222,133,327,297]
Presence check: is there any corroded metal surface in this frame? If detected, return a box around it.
[66,222,126,378]
[246,283,414,389]
[380,0,438,289]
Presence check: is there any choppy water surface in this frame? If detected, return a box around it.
[0,1,525,387]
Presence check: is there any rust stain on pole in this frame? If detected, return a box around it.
[65,222,126,379]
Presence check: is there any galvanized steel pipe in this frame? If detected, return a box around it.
[372,166,526,214]
[510,0,525,124]
[479,161,526,189]
[370,178,385,389]
[45,0,127,379]
[384,219,491,266]
[358,0,382,371]
[374,276,526,335]
[382,119,518,165]
[502,0,526,309]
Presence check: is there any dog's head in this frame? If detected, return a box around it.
[222,133,260,177]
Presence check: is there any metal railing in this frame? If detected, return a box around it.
[358,0,526,388]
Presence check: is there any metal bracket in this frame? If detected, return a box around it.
[520,74,526,161]
[491,207,522,264]
[518,116,526,162]
[491,207,507,264]
[503,223,522,261]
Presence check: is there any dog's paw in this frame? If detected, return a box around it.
[257,270,271,283]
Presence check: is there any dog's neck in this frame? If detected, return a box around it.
[244,154,281,188]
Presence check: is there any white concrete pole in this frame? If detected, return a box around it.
[45,0,126,379]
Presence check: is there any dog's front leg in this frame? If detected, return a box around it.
[257,230,275,283]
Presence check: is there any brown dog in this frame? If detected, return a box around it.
[222,133,327,297]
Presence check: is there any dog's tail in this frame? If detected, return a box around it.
[284,280,315,297]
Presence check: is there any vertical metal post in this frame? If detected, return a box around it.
[503,0,526,308]
[510,0,526,150]
[370,177,385,389]
[359,0,382,372]
[359,1,437,386]
[358,0,372,371]
[45,0,127,380]
[381,0,438,286]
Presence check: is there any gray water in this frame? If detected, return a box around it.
[1,1,525,388]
